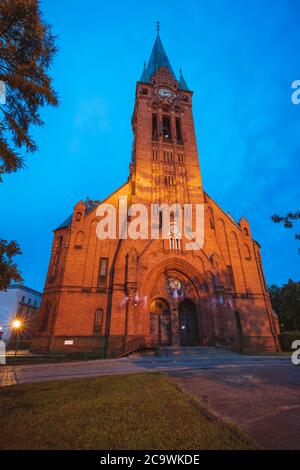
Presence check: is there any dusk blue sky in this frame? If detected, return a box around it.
[1,0,300,292]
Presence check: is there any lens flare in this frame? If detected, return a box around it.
[12,319,22,329]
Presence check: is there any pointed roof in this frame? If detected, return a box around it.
[145,33,175,81]
[55,198,100,230]
[178,69,190,91]
[140,62,149,83]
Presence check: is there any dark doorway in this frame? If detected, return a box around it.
[179,299,200,346]
[150,299,171,346]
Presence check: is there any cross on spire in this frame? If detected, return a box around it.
[156,20,160,34]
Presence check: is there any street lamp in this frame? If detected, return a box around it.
[11,318,23,356]
[12,319,22,330]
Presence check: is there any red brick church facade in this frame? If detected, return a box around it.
[32,31,281,355]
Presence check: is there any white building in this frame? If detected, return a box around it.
[0,285,42,340]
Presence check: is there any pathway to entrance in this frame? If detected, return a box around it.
[0,348,298,449]
[167,355,300,450]
[0,347,241,386]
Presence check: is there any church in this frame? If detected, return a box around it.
[31,29,281,355]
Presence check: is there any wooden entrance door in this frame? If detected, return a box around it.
[179,299,199,346]
[150,299,171,346]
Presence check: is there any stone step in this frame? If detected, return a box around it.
[133,346,234,357]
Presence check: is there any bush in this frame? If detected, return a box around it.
[280,331,300,351]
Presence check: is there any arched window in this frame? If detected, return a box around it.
[163,115,171,141]
[74,231,84,249]
[152,114,158,141]
[152,146,158,160]
[169,223,181,251]
[243,227,249,236]
[207,206,215,230]
[51,236,63,279]
[75,211,82,222]
[227,265,235,290]
[98,258,108,286]
[94,309,103,334]
[244,244,251,260]
[230,231,240,258]
[176,117,183,143]
[39,302,50,333]
[159,210,163,230]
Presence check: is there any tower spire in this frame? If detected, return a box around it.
[143,28,175,81]
[140,61,149,83]
[179,68,190,91]
[156,20,160,34]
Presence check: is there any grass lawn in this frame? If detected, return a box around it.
[0,373,255,450]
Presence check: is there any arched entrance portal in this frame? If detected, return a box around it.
[179,299,200,346]
[150,299,171,346]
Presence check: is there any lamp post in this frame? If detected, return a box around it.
[11,319,22,357]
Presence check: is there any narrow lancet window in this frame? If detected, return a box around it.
[176,118,183,143]
[163,116,171,141]
[152,114,158,141]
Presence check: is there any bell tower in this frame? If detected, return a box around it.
[130,27,204,207]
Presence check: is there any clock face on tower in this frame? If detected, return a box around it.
[157,87,174,98]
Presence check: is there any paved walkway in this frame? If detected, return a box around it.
[0,348,292,387]
[0,347,291,387]
[0,347,298,449]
